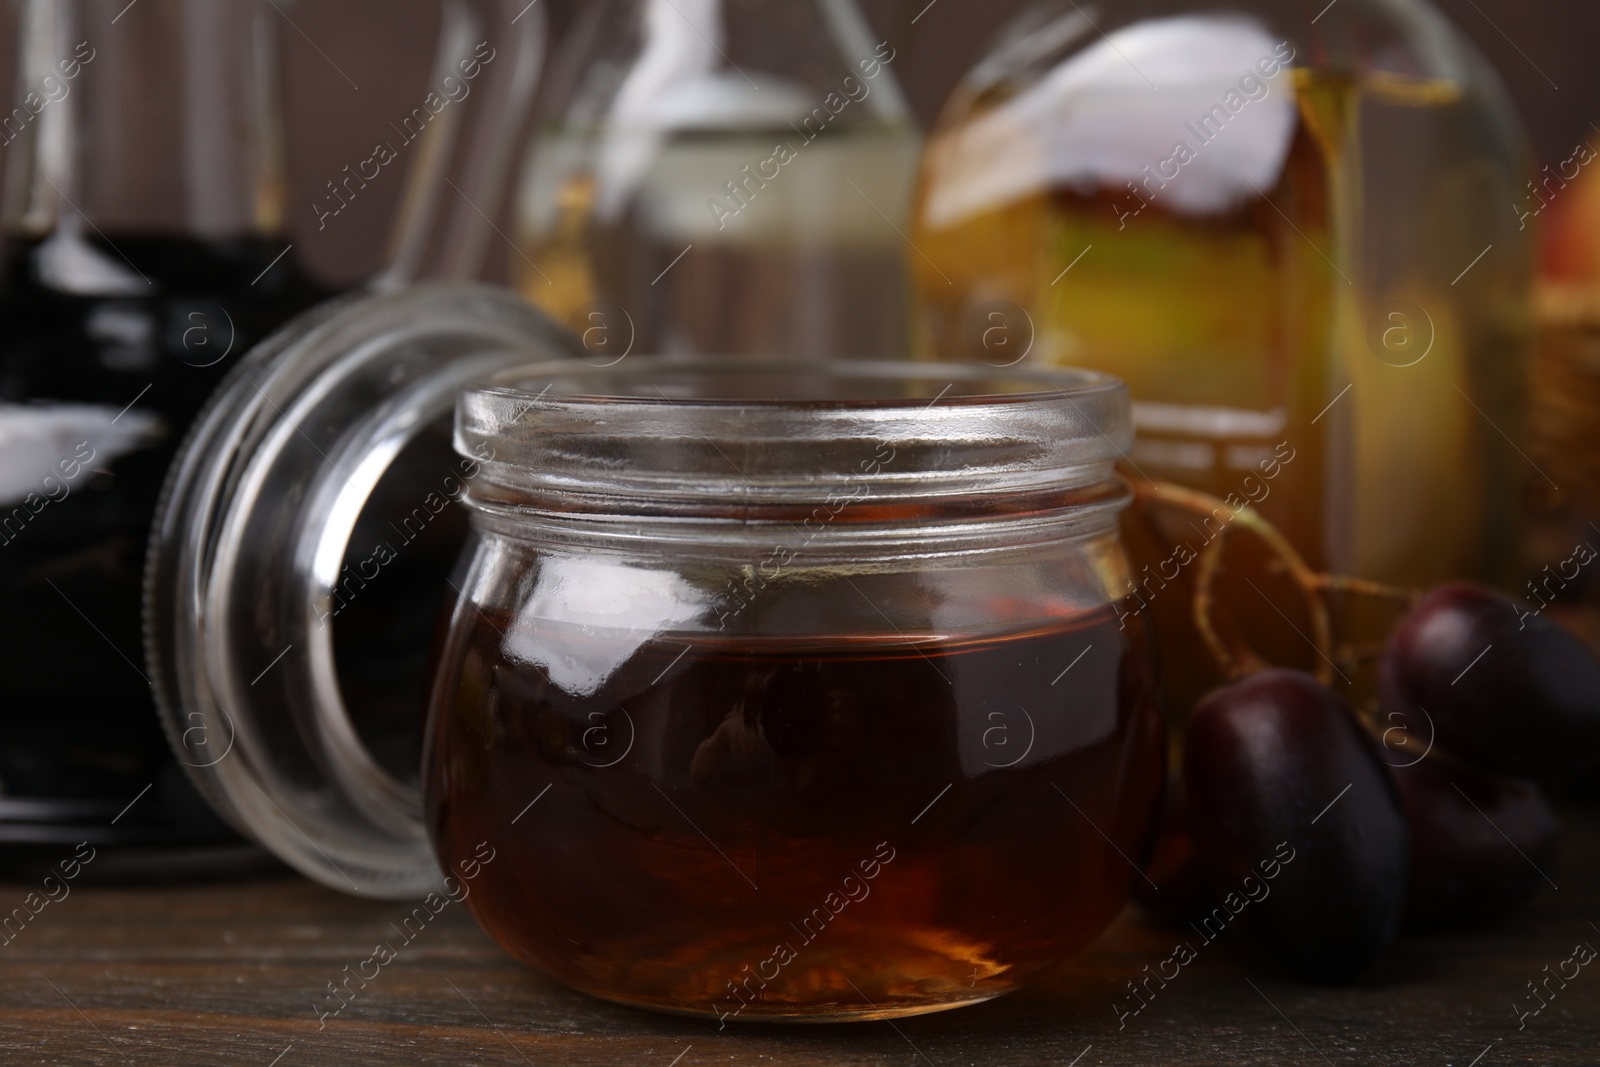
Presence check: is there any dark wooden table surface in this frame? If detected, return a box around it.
[3,806,1598,1067]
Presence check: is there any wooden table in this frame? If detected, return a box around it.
[3,805,1598,1066]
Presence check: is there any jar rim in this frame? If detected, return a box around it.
[455,358,1132,513]
[471,357,1125,408]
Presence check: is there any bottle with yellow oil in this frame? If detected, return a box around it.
[911,1,1533,716]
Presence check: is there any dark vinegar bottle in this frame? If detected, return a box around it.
[0,0,332,871]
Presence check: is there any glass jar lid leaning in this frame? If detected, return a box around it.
[145,284,586,897]
[147,294,1166,1020]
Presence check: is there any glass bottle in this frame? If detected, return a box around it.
[512,0,921,362]
[0,0,541,871]
[909,0,1534,716]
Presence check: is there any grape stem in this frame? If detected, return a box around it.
[1312,573,1423,605]
[1128,477,1419,685]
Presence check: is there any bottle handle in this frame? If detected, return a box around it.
[374,0,546,288]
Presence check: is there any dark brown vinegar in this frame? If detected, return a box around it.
[0,234,331,861]
[425,602,1164,1020]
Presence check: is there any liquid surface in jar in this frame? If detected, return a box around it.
[426,602,1164,1020]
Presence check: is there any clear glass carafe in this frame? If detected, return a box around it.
[512,0,921,362]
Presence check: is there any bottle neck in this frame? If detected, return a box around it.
[3,0,285,242]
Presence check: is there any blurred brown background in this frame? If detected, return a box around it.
[44,0,1593,287]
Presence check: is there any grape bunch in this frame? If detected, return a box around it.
[1165,582,1600,982]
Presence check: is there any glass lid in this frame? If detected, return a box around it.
[145,283,582,898]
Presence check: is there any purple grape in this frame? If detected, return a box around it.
[1184,669,1408,982]
[1389,753,1558,927]
[1384,582,1600,787]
